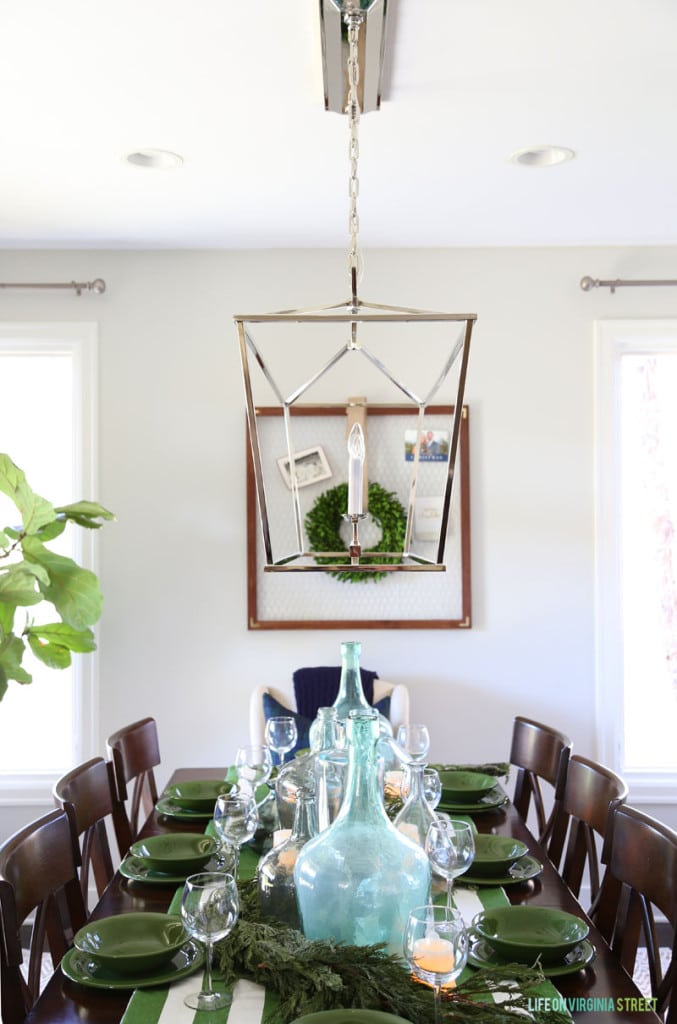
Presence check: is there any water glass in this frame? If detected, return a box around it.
[403,904,467,1024]
[401,766,442,808]
[265,716,298,765]
[396,723,431,763]
[234,743,273,794]
[213,793,258,871]
[425,818,475,907]
[180,871,239,1011]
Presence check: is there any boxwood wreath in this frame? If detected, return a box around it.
[304,481,407,582]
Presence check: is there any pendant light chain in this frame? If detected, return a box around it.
[346,10,363,305]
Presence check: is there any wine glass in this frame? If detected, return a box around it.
[396,723,431,763]
[425,818,475,907]
[401,767,442,808]
[265,716,298,765]
[404,904,468,1024]
[213,793,258,872]
[234,743,273,795]
[180,871,239,1011]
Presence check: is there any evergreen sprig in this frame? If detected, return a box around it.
[216,880,571,1024]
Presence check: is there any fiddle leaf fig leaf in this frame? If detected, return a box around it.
[21,538,103,630]
[0,633,32,685]
[26,622,96,654]
[0,454,56,535]
[33,519,66,543]
[0,563,47,608]
[55,501,115,529]
[27,635,72,669]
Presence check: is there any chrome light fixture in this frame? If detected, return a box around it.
[236,0,476,575]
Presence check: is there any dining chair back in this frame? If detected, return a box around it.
[509,715,572,843]
[0,807,87,1024]
[53,756,120,905]
[545,754,628,910]
[592,804,677,1022]
[106,716,160,850]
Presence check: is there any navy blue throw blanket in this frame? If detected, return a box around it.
[292,665,379,721]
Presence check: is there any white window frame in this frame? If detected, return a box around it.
[595,318,677,805]
[0,322,98,807]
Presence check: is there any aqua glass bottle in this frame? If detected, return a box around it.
[331,641,371,725]
[393,761,437,848]
[258,786,318,929]
[294,709,431,954]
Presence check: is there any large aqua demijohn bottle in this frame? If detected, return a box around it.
[294,708,431,955]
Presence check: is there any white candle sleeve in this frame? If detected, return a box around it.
[347,422,365,515]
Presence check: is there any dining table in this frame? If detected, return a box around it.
[24,765,662,1024]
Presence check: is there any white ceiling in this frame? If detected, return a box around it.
[3,0,676,250]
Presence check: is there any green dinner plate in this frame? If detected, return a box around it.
[119,854,189,885]
[458,854,543,887]
[61,940,204,990]
[155,796,213,821]
[469,834,529,876]
[439,770,497,803]
[130,832,218,873]
[471,906,589,963]
[438,786,508,814]
[290,1012,414,1024]
[74,913,187,973]
[469,938,596,977]
[163,779,235,811]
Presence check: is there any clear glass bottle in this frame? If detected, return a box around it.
[258,787,317,929]
[275,707,340,829]
[393,761,438,848]
[294,709,431,954]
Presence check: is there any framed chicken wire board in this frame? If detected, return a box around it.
[246,405,471,629]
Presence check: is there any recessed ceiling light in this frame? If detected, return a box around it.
[125,149,184,169]
[509,145,575,168]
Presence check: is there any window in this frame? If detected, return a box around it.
[0,323,98,800]
[595,320,677,800]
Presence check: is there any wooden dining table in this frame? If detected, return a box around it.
[25,766,662,1024]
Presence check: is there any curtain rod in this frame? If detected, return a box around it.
[580,275,677,294]
[0,278,106,296]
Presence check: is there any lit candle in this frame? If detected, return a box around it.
[413,934,455,975]
[347,422,365,515]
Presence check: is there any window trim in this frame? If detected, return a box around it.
[0,322,99,801]
[595,318,677,803]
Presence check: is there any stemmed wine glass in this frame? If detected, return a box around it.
[396,723,431,763]
[404,904,468,1024]
[180,871,239,1012]
[265,716,298,765]
[401,766,442,808]
[213,793,258,872]
[425,818,475,907]
[234,743,273,796]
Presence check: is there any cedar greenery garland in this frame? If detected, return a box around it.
[304,481,407,583]
[217,880,571,1024]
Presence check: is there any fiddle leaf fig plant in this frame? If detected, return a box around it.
[0,453,114,701]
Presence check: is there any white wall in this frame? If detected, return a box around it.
[1,245,675,837]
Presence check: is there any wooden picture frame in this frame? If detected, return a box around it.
[246,405,471,630]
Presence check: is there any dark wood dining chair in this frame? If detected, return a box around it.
[509,715,572,843]
[0,807,87,1024]
[53,756,120,906]
[107,716,161,851]
[592,804,677,1021]
[544,754,628,911]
